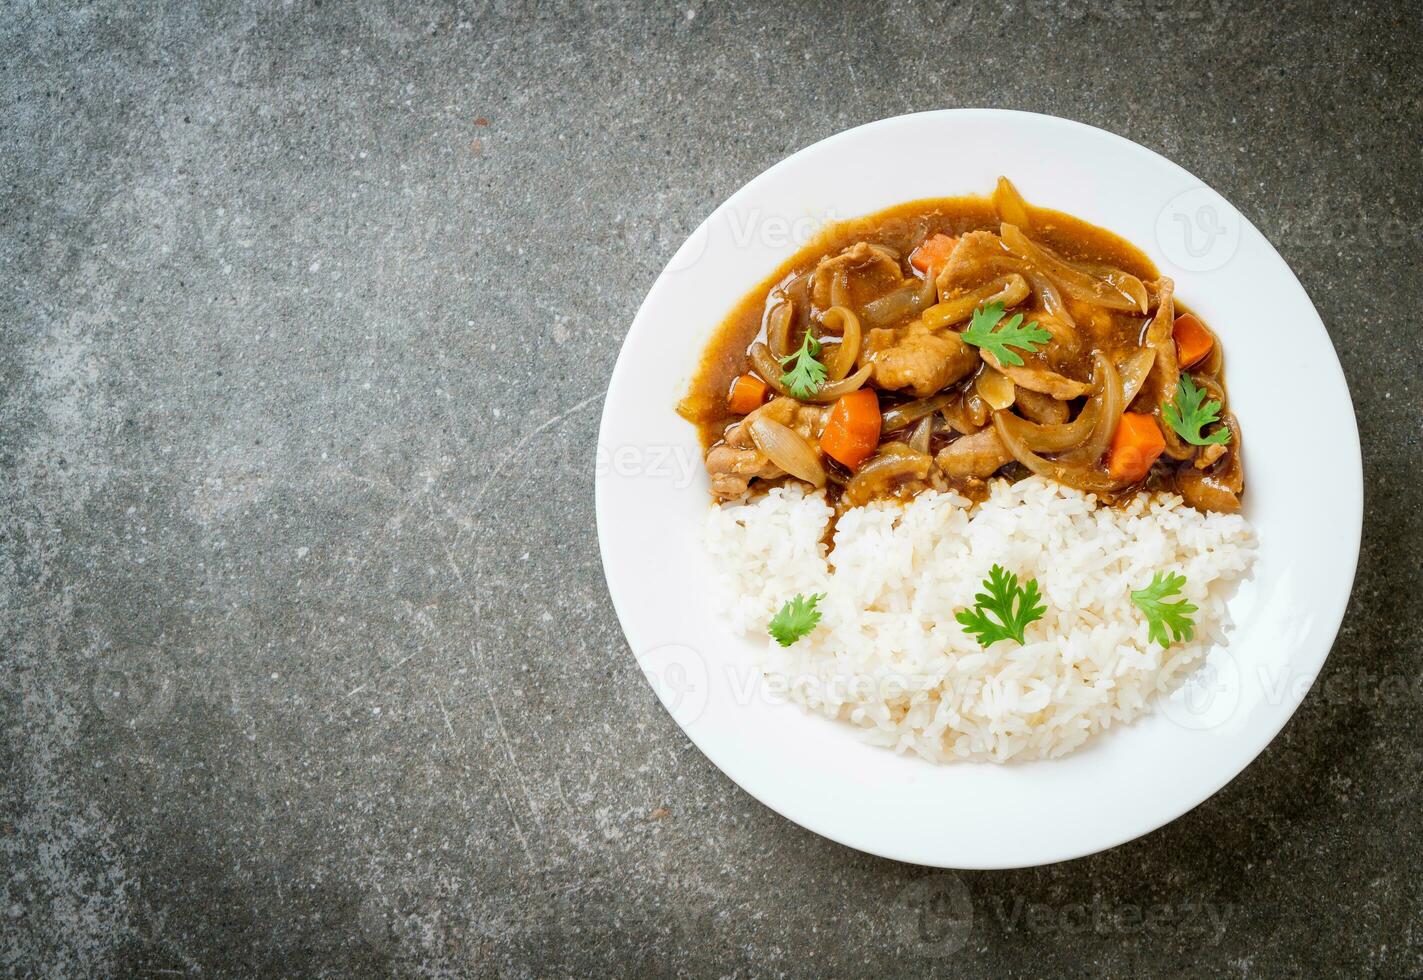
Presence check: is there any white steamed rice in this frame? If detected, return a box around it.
[704,476,1256,763]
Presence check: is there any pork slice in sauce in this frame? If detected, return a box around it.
[705,398,827,499]
[980,350,1092,400]
[936,427,1014,478]
[864,321,978,397]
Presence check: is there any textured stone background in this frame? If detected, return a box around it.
[2,0,1419,976]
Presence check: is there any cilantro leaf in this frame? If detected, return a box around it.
[1130,571,1198,647]
[955,565,1047,648]
[778,330,827,400]
[959,302,1052,367]
[1163,374,1231,446]
[768,592,826,647]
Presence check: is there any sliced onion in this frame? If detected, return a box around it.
[830,269,850,310]
[921,274,1029,330]
[1001,223,1148,313]
[997,397,1099,453]
[812,363,873,402]
[1213,413,1243,493]
[843,442,932,506]
[785,272,812,339]
[1141,278,1192,461]
[1054,353,1123,466]
[750,344,873,404]
[942,395,986,435]
[766,298,794,359]
[994,351,1120,457]
[1024,270,1074,327]
[992,176,1031,227]
[992,411,1126,495]
[1118,347,1156,406]
[1141,277,1177,393]
[746,417,826,487]
[907,415,934,455]
[1194,373,1226,407]
[1014,387,1069,425]
[1194,319,1224,376]
[862,271,937,327]
[819,306,862,382]
[881,391,956,432]
[749,341,786,389]
[975,367,1016,411]
[965,392,989,428]
[1101,269,1150,313]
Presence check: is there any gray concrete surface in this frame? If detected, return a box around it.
[2,0,1419,976]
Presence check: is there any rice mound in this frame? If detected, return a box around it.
[704,476,1256,763]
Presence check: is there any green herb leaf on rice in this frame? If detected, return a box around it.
[768,592,826,647]
[1131,571,1198,647]
[955,565,1047,648]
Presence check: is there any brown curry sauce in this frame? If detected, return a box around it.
[677,191,1240,512]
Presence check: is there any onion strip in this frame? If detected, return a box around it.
[751,344,873,403]
[1141,278,1192,461]
[1023,270,1075,328]
[975,367,1016,411]
[746,417,826,487]
[907,415,934,455]
[819,306,861,382]
[996,395,1100,453]
[921,274,1029,330]
[992,410,1126,494]
[1053,353,1123,466]
[1118,347,1156,406]
[843,442,931,506]
[862,269,938,327]
[880,391,956,432]
[829,269,850,310]
[992,176,1031,228]
[1001,223,1148,313]
[766,298,794,359]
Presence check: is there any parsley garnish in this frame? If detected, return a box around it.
[778,331,827,399]
[1163,374,1231,446]
[955,565,1047,648]
[1130,571,1198,647]
[959,302,1052,367]
[768,592,826,647]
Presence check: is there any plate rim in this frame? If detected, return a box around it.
[595,107,1362,869]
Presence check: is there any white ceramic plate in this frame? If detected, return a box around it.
[595,109,1361,869]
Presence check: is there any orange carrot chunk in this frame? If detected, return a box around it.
[909,233,958,276]
[819,389,881,470]
[1172,313,1213,368]
[1108,412,1167,483]
[727,373,768,415]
